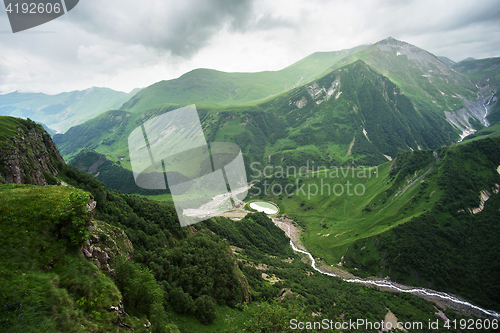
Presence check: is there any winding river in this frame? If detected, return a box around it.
[273,219,500,318]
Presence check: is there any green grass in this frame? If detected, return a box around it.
[461,121,500,143]
[257,152,442,272]
[167,304,253,333]
[0,115,24,139]
[452,57,500,88]
[0,184,143,332]
[120,46,369,113]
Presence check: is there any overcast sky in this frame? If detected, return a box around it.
[0,0,499,94]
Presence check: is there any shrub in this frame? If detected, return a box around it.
[194,295,217,325]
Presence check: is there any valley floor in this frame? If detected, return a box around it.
[271,215,500,319]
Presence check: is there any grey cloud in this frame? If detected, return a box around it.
[252,14,297,31]
[68,0,255,58]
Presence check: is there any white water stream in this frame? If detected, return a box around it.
[288,239,500,318]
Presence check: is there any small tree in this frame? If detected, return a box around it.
[194,295,217,325]
[168,287,194,314]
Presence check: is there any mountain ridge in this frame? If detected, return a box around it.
[119,45,369,112]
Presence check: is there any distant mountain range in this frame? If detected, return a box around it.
[52,38,498,176]
[0,87,141,133]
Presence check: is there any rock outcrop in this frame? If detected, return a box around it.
[82,219,134,273]
[0,117,64,185]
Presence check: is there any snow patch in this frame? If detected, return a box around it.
[362,128,371,142]
[444,109,477,142]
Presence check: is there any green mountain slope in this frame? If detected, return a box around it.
[437,56,456,67]
[261,136,500,311]
[62,164,473,332]
[54,38,494,178]
[120,45,368,112]
[0,184,149,332]
[68,149,170,197]
[0,87,141,133]
[453,57,500,90]
[2,116,495,331]
[55,59,460,184]
[338,37,492,137]
[0,116,64,185]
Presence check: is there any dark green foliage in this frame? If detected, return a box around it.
[169,287,195,315]
[54,191,91,245]
[59,165,243,324]
[114,260,165,318]
[378,204,500,311]
[202,212,292,256]
[147,232,241,304]
[193,295,217,325]
[69,149,169,196]
[389,149,435,183]
[354,137,500,311]
[437,138,500,213]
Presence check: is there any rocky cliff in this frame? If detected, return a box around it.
[0,116,65,185]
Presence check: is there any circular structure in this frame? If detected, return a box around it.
[249,201,279,215]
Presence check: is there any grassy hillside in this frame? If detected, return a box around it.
[0,116,65,186]
[259,136,500,311]
[67,149,170,198]
[453,57,500,90]
[0,184,144,332]
[2,115,496,331]
[120,46,368,113]
[61,165,477,333]
[339,37,477,112]
[55,59,460,187]
[0,87,140,133]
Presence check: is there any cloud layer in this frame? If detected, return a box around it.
[0,0,498,94]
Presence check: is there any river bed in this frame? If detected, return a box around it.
[272,217,500,318]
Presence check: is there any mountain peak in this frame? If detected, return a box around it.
[376,36,408,46]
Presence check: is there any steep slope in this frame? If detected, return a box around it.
[0,184,144,332]
[437,56,456,67]
[53,110,133,161]
[0,116,64,185]
[452,57,500,131]
[68,149,169,197]
[55,60,460,183]
[453,57,500,90]
[263,136,500,311]
[340,37,488,138]
[120,45,368,112]
[0,87,141,133]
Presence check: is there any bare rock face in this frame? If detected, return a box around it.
[0,119,64,185]
[82,219,134,273]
